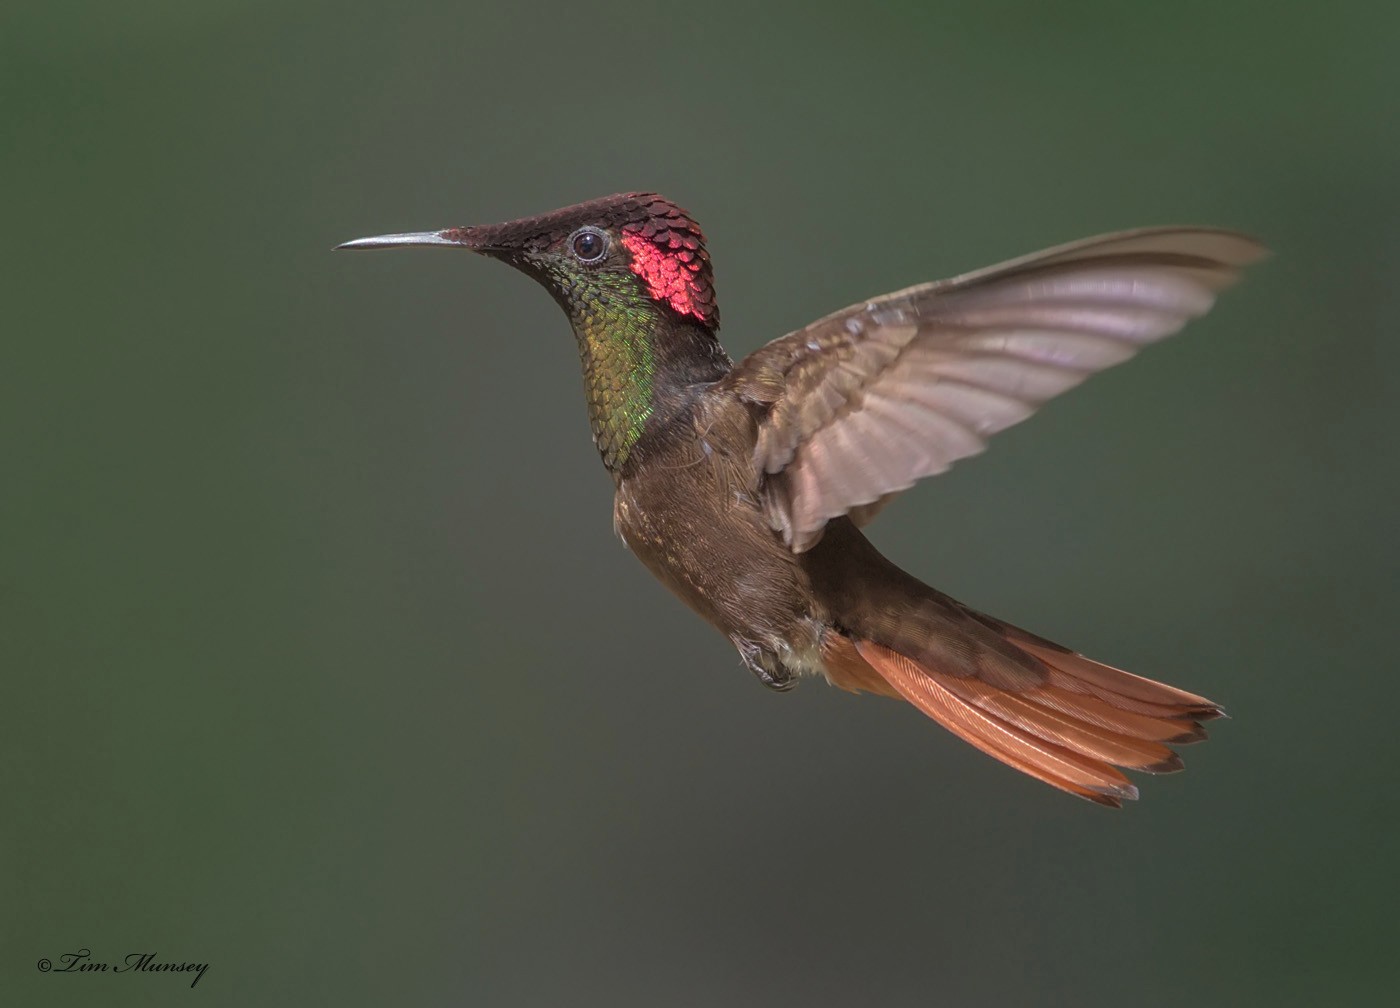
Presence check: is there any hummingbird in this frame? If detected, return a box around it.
[338,193,1266,806]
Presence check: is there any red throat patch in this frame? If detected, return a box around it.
[619,217,718,327]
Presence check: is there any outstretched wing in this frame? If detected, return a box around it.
[722,227,1267,551]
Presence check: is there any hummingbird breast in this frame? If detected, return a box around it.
[612,393,829,675]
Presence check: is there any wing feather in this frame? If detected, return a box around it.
[722,227,1267,550]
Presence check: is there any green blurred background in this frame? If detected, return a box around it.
[5,2,1397,1005]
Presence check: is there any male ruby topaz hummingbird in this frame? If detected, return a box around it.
[339,193,1266,806]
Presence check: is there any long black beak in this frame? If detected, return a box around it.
[334,230,469,251]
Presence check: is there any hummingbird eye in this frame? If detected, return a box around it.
[570,228,608,263]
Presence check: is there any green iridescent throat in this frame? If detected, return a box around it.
[567,270,659,469]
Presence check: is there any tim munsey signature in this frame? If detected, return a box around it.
[37,948,209,988]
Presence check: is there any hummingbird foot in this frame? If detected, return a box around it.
[733,638,796,693]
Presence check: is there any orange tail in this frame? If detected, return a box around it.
[821,627,1222,807]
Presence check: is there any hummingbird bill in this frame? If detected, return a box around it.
[339,194,1266,806]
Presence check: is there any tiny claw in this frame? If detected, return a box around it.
[755,665,796,693]
[734,640,796,693]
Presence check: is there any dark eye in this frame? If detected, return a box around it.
[571,229,607,263]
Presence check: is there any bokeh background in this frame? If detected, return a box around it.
[6,2,1398,1005]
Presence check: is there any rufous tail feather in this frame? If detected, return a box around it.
[821,630,1221,807]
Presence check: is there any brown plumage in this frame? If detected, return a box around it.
[339,195,1267,805]
[724,227,1265,551]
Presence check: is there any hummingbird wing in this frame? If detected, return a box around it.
[722,227,1267,552]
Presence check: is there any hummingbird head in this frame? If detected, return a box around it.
[340,193,732,470]
[337,192,719,331]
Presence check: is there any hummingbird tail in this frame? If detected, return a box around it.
[820,623,1222,807]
